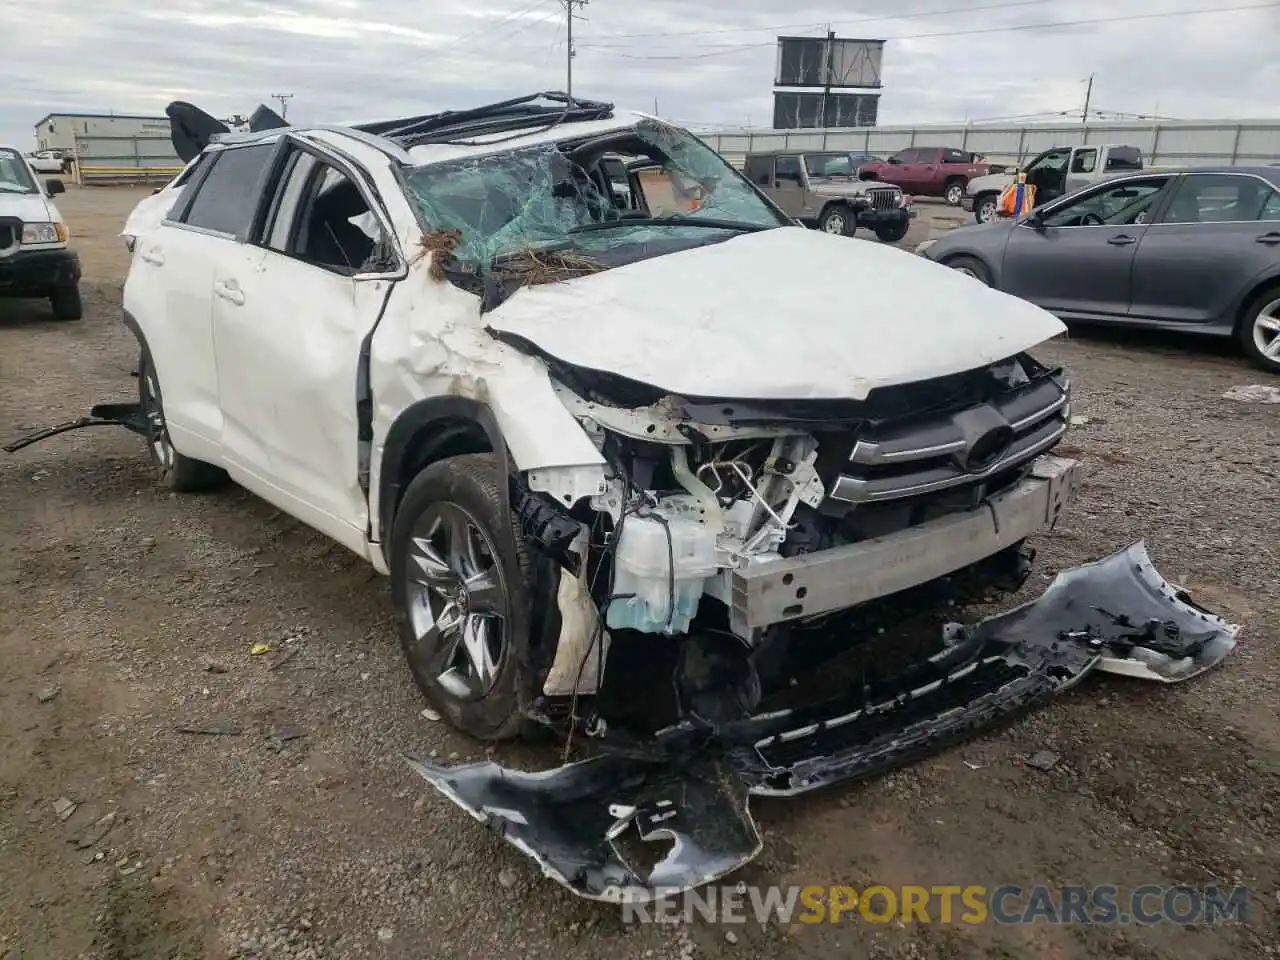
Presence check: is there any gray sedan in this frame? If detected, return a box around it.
[916,165,1280,373]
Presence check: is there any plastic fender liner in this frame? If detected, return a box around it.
[408,540,1239,902]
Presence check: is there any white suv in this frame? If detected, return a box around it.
[119,93,1082,743]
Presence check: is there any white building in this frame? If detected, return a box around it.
[34,113,172,152]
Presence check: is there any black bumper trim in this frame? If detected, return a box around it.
[0,248,81,297]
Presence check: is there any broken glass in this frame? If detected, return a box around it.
[402,118,788,271]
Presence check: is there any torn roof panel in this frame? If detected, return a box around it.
[404,115,642,167]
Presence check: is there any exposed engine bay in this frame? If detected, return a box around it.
[410,350,1239,903]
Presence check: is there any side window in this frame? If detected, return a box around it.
[1260,190,1280,221]
[1028,149,1070,173]
[181,142,275,236]
[891,148,916,164]
[774,156,803,184]
[1157,174,1273,224]
[942,148,967,164]
[262,150,384,275]
[1042,178,1169,228]
[1070,149,1098,174]
[1105,148,1143,172]
[743,155,773,187]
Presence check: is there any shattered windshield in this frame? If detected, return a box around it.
[403,119,787,267]
[0,149,37,194]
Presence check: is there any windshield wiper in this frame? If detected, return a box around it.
[569,215,772,234]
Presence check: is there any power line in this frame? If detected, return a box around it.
[581,0,1067,44]
[581,2,1280,60]
[449,0,555,51]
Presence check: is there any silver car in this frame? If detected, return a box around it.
[917,165,1280,373]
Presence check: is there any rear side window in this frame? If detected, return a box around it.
[182,143,275,236]
[1071,148,1098,174]
[942,148,968,164]
[1105,148,1143,172]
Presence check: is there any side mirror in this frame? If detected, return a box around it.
[46,179,65,195]
[1025,211,1046,231]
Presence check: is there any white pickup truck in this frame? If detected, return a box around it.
[962,144,1144,223]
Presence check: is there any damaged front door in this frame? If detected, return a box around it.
[212,140,403,553]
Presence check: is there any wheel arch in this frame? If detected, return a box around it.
[938,250,997,285]
[1232,272,1280,334]
[378,396,512,548]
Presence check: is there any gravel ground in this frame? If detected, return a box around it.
[1,187,1277,960]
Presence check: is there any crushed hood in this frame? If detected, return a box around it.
[486,227,1065,401]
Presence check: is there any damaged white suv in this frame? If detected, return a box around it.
[14,93,1237,902]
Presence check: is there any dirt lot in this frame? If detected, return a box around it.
[1,187,1277,960]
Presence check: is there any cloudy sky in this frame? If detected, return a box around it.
[1,0,1277,148]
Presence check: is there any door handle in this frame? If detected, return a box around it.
[1107,235,1137,246]
[214,280,245,306]
[1257,232,1280,245]
[140,248,165,266]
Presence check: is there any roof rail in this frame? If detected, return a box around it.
[353,91,615,148]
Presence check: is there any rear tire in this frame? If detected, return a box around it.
[874,221,910,244]
[1238,285,1280,374]
[390,453,534,742]
[944,179,966,206]
[137,347,226,492]
[50,285,82,321]
[818,205,856,237]
[943,255,992,286]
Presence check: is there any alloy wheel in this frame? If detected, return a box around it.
[140,370,175,474]
[1253,297,1280,362]
[977,199,997,223]
[822,213,846,234]
[403,502,509,701]
[946,184,964,205]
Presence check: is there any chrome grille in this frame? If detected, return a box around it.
[866,188,901,211]
[829,375,1069,505]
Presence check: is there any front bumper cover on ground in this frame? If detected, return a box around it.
[407,541,1239,903]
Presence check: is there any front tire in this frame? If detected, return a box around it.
[137,348,226,491]
[50,284,82,321]
[943,255,992,286]
[390,454,534,742]
[974,194,999,224]
[874,221,910,244]
[1239,286,1280,374]
[819,205,856,237]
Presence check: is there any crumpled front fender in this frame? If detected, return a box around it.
[407,541,1240,903]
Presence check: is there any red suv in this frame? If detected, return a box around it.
[859,147,997,206]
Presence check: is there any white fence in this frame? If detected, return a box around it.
[701,119,1280,170]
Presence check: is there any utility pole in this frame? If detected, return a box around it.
[820,27,835,128]
[565,0,588,108]
[1081,74,1093,125]
[271,93,294,120]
